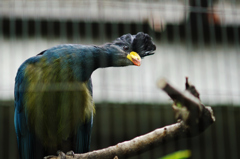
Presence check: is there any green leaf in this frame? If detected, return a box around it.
[160,150,191,159]
[175,102,183,108]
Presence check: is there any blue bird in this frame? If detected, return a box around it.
[14,32,156,159]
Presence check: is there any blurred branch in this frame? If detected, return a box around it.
[45,122,188,159]
[158,78,215,135]
[45,78,215,159]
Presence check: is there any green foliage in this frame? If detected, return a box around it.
[175,101,183,108]
[160,150,191,159]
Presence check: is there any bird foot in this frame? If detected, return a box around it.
[66,150,75,157]
[57,150,66,159]
[55,150,74,159]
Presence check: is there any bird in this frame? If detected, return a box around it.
[14,32,156,159]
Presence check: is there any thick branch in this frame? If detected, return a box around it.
[46,122,189,159]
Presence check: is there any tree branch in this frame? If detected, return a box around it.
[45,78,215,159]
[157,78,215,135]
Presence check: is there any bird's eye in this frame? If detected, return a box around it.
[123,46,129,51]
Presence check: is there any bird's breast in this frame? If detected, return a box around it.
[23,57,95,148]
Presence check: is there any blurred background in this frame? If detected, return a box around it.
[0,0,240,158]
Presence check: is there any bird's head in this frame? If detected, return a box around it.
[106,32,156,66]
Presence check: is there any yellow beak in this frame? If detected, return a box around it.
[127,51,141,66]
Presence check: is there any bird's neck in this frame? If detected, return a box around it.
[92,44,114,68]
[76,44,113,81]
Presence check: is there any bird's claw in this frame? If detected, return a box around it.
[55,150,74,159]
[57,150,66,159]
[66,150,75,157]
